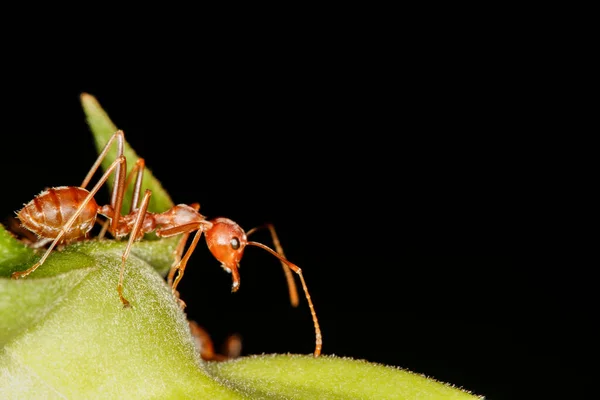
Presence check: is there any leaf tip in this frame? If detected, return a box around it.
[80,92,98,108]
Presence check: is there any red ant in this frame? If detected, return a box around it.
[11,130,322,357]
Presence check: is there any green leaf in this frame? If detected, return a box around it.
[1,239,482,399]
[80,93,174,214]
[206,354,481,399]
[0,223,34,275]
[0,239,240,399]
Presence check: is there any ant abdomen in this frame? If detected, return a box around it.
[18,186,99,241]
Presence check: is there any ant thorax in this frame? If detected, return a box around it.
[152,204,208,235]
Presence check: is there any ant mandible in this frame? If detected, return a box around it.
[11,130,322,357]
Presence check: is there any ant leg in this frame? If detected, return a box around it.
[117,189,152,307]
[157,223,205,308]
[164,231,192,309]
[167,232,191,287]
[171,228,204,294]
[79,130,126,236]
[222,332,242,359]
[164,230,194,310]
[125,158,146,213]
[97,217,109,239]
[189,321,242,361]
[189,321,217,360]
[80,130,124,189]
[246,223,299,307]
[12,156,126,279]
[97,158,146,239]
[167,203,200,287]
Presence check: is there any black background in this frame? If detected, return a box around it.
[0,40,583,399]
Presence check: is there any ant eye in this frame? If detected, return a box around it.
[230,237,240,250]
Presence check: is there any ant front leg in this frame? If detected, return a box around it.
[167,232,191,288]
[167,203,201,288]
[166,231,193,309]
[160,203,209,309]
[169,227,204,298]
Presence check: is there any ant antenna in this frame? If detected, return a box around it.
[247,241,322,357]
[246,223,299,307]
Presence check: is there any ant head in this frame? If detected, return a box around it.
[205,217,247,292]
